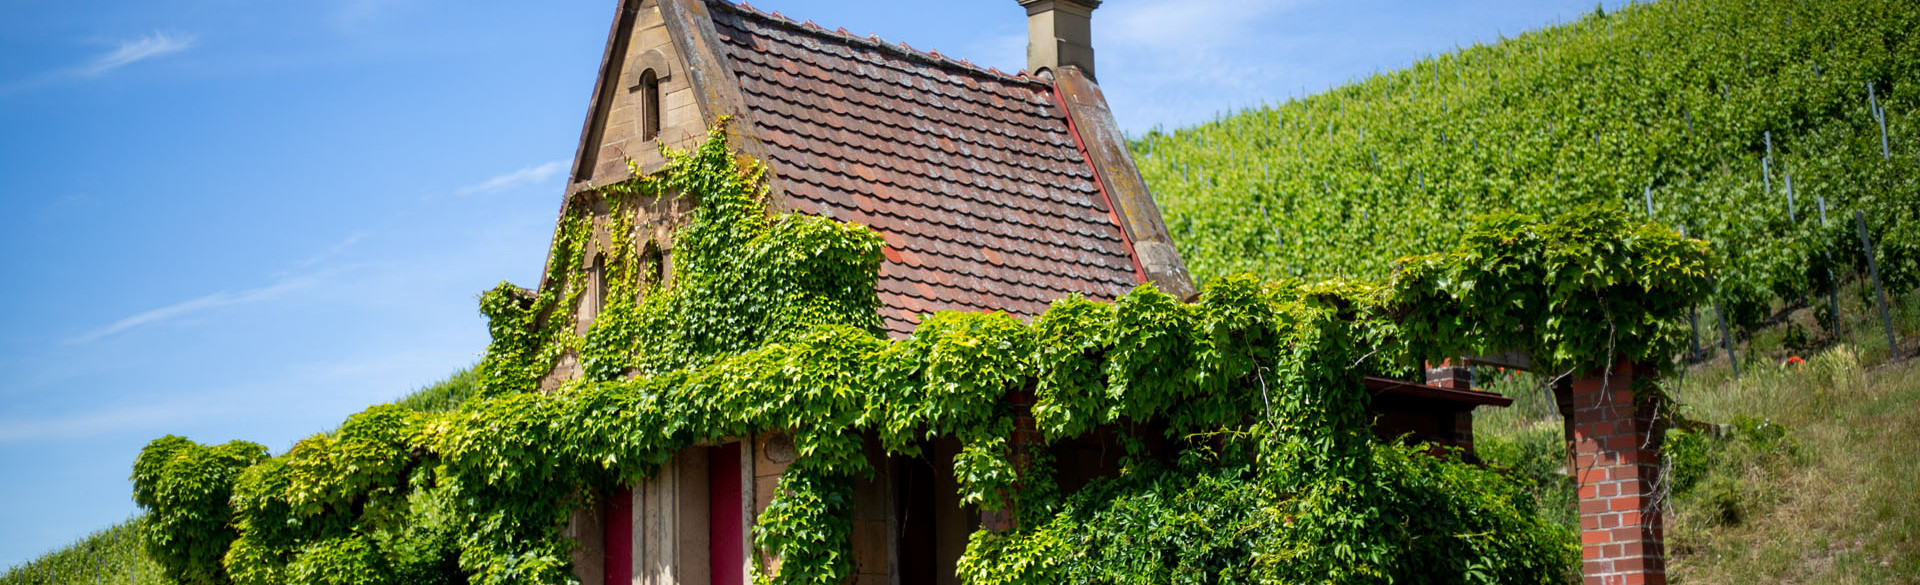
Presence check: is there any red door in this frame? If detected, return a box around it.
[604,487,633,585]
[709,444,743,585]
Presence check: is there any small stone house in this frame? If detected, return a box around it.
[528,1,1512,584]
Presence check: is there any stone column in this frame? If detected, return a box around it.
[1565,361,1666,585]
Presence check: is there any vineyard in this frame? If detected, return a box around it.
[1135,0,1918,331]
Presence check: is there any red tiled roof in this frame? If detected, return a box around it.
[708,1,1145,336]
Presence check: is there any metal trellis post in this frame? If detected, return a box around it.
[1856,211,1901,358]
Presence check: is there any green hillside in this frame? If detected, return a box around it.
[0,521,162,585]
[1135,0,1918,328]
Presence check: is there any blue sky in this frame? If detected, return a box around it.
[0,0,1628,568]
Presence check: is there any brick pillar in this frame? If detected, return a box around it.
[1565,361,1666,585]
[982,391,1039,532]
[1450,409,1477,454]
[1425,358,1479,455]
[1424,358,1473,390]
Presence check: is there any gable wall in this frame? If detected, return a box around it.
[577,0,709,188]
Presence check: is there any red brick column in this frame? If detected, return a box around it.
[982,391,1039,532]
[1566,361,1666,585]
[1425,358,1480,453]
[1424,358,1473,390]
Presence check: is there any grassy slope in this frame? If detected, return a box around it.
[0,369,478,584]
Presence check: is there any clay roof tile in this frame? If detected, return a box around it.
[708,0,1142,338]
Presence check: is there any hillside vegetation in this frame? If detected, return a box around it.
[1135,0,1918,329]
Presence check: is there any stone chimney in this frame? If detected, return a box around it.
[1020,0,1100,81]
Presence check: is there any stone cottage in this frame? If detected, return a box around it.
[527,1,1514,584]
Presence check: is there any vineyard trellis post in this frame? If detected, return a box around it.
[1870,82,1890,159]
[1784,174,1795,222]
[1716,296,1740,378]
[1681,226,1703,361]
[1855,211,1900,358]
[1819,197,1842,335]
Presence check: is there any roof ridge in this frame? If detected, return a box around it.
[713,0,1046,86]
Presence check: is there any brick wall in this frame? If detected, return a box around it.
[1424,358,1473,391]
[1565,361,1667,585]
[1423,358,1478,453]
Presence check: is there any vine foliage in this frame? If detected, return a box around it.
[132,127,1712,585]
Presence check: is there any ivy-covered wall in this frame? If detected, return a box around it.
[131,126,1713,585]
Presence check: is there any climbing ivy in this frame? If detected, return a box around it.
[1394,204,1717,377]
[132,126,1710,585]
[132,437,268,585]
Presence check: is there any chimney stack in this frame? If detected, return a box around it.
[1020,0,1100,81]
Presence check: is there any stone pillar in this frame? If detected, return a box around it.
[1565,361,1666,585]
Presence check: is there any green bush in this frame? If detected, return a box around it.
[130,437,268,585]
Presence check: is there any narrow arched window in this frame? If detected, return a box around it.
[577,253,608,334]
[639,69,661,142]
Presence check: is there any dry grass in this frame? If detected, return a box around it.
[1476,285,1920,584]
[1665,346,1920,584]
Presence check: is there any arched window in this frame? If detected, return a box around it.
[578,253,608,334]
[639,69,661,142]
[629,49,672,144]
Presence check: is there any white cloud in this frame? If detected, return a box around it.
[292,232,370,269]
[1105,0,1301,49]
[1093,0,1327,132]
[0,402,207,443]
[68,273,324,345]
[455,160,567,196]
[82,31,195,77]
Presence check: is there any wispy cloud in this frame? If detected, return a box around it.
[81,31,195,77]
[68,273,324,345]
[0,402,208,443]
[292,232,370,269]
[1097,0,1322,131]
[0,31,195,96]
[455,160,567,196]
[1107,0,1307,48]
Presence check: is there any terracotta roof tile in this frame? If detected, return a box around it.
[709,0,1142,337]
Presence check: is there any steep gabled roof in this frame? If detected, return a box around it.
[562,0,1194,338]
[706,2,1144,335]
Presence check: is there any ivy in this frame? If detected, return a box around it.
[132,126,1709,585]
[132,437,268,585]
[1394,204,1717,376]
